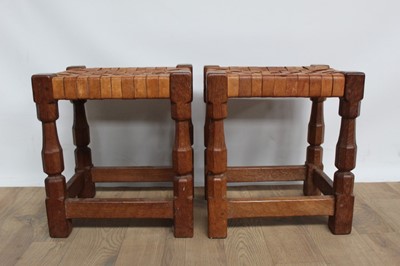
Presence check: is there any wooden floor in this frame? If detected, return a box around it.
[1,183,399,266]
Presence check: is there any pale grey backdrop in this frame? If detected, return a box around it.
[1,0,399,186]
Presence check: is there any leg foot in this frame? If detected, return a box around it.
[207,174,227,238]
[173,175,194,237]
[45,176,72,238]
[328,172,355,234]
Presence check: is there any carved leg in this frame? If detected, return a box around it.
[177,64,195,197]
[33,74,72,237]
[171,71,194,237]
[329,73,365,234]
[206,73,228,238]
[304,97,325,196]
[72,100,95,198]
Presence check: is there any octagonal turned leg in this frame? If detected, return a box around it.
[171,70,194,238]
[72,100,95,198]
[33,75,72,238]
[329,72,365,234]
[304,97,325,196]
[205,72,228,238]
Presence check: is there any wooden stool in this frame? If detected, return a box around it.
[32,65,194,238]
[204,65,365,238]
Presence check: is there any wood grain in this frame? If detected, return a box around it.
[2,184,400,266]
[185,189,228,265]
[116,226,169,265]
[225,188,274,265]
[306,228,383,265]
[65,198,173,219]
[261,223,325,265]
[329,72,365,235]
[72,99,95,198]
[170,69,194,237]
[15,242,71,266]
[353,194,395,234]
[113,189,169,265]
[66,170,84,198]
[227,165,306,182]
[205,72,228,238]
[91,166,175,182]
[228,196,334,218]
[56,224,126,265]
[245,186,327,265]
[33,76,72,238]
[361,233,400,264]
[312,167,334,195]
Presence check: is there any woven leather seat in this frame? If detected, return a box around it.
[205,65,345,97]
[51,67,181,99]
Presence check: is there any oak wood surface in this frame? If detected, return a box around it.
[205,72,229,238]
[228,196,335,218]
[304,97,325,196]
[328,72,365,234]
[3,183,400,266]
[66,171,84,198]
[65,198,173,219]
[170,70,194,237]
[33,75,72,238]
[72,98,95,198]
[91,167,174,182]
[312,167,334,195]
[227,165,306,182]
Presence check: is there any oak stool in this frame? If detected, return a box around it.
[204,65,365,238]
[32,65,194,238]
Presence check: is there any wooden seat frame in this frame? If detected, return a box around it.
[204,65,365,238]
[32,65,194,238]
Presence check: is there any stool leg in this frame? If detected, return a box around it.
[33,75,72,238]
[171,71,194,237]
[37,103,72,237]
[329,73,365,234]
[42,116,71,237]
[304,97,325,196]
[206,73,228,238]
[72,100,95,198]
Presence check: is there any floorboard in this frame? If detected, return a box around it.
[0,183,399,266]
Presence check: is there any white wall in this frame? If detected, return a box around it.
[1,0,399,186]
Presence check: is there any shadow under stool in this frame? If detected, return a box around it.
[204,65,365,238]
[32,65,194,238]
